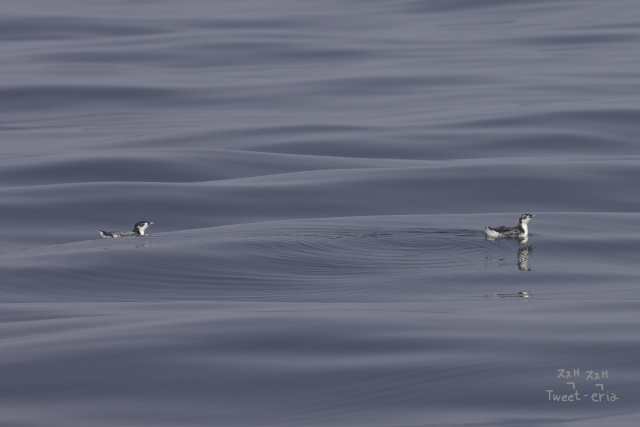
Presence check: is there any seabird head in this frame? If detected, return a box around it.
[133,221,153,235]
[519,214,535,224]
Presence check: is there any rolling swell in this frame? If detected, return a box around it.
[0,217,490,303]
[2,0,640,425]
[3,212,639,304]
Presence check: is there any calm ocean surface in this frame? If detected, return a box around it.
[1,0,639,425]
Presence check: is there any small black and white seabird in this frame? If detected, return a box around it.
[98,221,153,238]
[485,214,535,238]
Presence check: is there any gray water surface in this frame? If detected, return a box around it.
[1,0,639,425]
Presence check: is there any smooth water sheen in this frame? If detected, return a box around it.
[1,0,639,426]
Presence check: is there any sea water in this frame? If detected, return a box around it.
[1,1,639,425]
